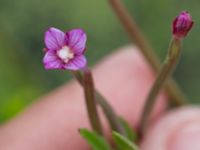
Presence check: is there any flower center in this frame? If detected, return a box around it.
[57,46,74,63]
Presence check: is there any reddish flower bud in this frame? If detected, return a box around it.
[172,11,194,39]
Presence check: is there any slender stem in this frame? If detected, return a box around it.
[72,71,126,135]
[83,68,103,135]
[108,0,187,106]
[139,38,182,134]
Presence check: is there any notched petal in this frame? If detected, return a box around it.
[43,51,63,70]
[66,29,87,55]
[44,27,65,50]
[64,55,87,70]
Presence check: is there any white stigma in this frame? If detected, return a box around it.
[57,46,74,63]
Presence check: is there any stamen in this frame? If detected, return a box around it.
[57,46,74,63]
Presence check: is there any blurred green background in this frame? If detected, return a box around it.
[0,0,199,123]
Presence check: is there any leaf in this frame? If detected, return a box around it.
[112,131,139,150]
[79,128,112,150]
[119,117,138,141]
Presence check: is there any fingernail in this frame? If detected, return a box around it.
[168,122,200,150]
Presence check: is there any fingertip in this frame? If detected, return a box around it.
[141,106,200,150]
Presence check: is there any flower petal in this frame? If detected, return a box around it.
[66,29,87,55]
[44,27,65,50]
[43,51,63,69]
[64,55,87,70]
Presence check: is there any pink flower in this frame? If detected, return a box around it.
[43,27,87,70]
[172,11,194,39]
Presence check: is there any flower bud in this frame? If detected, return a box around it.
[172,11,194,39]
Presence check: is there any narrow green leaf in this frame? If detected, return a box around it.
[119,117,138,141]
[112,131,139,150]
[79,129,112,150]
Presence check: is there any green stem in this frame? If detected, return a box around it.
[83,68,103,135]
[108,0,187,106]
[139,38,182,134]
[72,71,126,135]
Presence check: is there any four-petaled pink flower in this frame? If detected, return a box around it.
[43,27,87,70]
[172,11,194,39]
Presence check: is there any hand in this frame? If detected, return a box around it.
[0,46,199,150]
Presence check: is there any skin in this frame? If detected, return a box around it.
[0,46,199,150]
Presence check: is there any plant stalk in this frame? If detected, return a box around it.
[83,68,103,135]
[108,0,187,106]
[139,38,182,134]
[72,71,126,135]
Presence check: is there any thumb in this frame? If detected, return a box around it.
[0,46,167,150]
[141,106,200,150]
